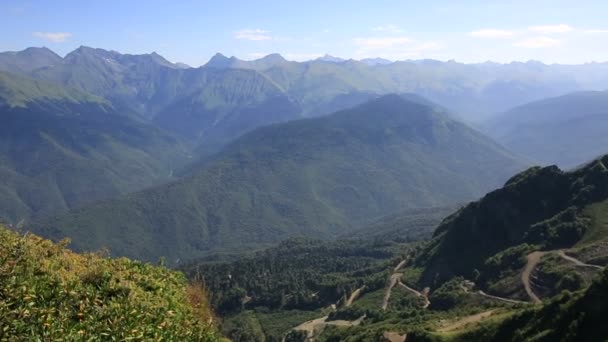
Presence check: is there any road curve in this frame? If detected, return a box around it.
[399,282,430,308]
[557,250,603,269]
[522,251,547,304]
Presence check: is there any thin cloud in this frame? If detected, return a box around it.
[514,36,561,48]
[32,32,72,43]
[470,29,514,38]
[583,29,608,34]
[372,25,403,34]
[234,29,272,41]
[528,24,573,34]
[354,36,412,49]
[353,36,441,60]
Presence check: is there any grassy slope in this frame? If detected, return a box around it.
[0,225,222,340]
[0,47,62,74]
[37,94,526,263]
[0,70,105,107]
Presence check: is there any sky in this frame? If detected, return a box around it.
[2,0,608,66]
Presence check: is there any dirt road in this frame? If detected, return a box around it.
[522,251,547,304]
[346,286,365,307]
[292,315,366,341]
[399,282,430,308]
[438,310,497,332]
[382,272,402,310]
[557,250,603,269]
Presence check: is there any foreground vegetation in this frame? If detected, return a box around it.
[0,225,222,340]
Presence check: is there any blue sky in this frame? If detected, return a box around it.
[2,0,608,66]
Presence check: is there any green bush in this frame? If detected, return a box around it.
[0,226,222,341]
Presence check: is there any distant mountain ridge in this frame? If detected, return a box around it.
[6,46,608,126]
[483,90,608,168]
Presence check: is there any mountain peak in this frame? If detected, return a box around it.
[259,53,286,62]
[360,57,393,66]
[204,52,237,68]
[316,54,345,63]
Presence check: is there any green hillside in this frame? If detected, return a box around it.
[184,237,413,340]
[188,156,608,342]
[0,70,105,107]
[152,68,302,154]
[0,224,221,340]
[0,71,188,222]
[0,47,62,74]
[416,155,608,287]
[448,269,608,342]
[484,91,608,167]
[35,94,526,263]
[25,47,304,154]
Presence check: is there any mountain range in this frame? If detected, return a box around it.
[4,46,608,125]
[34,94,526,262]
[202,52,608,121]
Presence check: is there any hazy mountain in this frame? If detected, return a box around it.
[360,57,393,66]
[198,53,608,121]
[483,91,608,168]
[316,54,346,63]
[30,46,193,117]
[36,94,526,262]
[0,71,188,222]
[204,52,289,70]
[151,68,302,154]
[6,46,608,126]
[0,47,62,74]
[0,47,300,155]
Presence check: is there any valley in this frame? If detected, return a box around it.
[2,38,608,341]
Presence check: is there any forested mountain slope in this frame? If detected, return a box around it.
[0,71,187,222]
[36,94,526,263]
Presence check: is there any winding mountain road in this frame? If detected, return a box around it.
[382,259,431,310]
[477,290,527,304]
[399,282,430,308]
[382,273,402,311]
[557,250,603,269]
[522,249,604,303]
[460,281,527,305]
[522,251,547,303]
